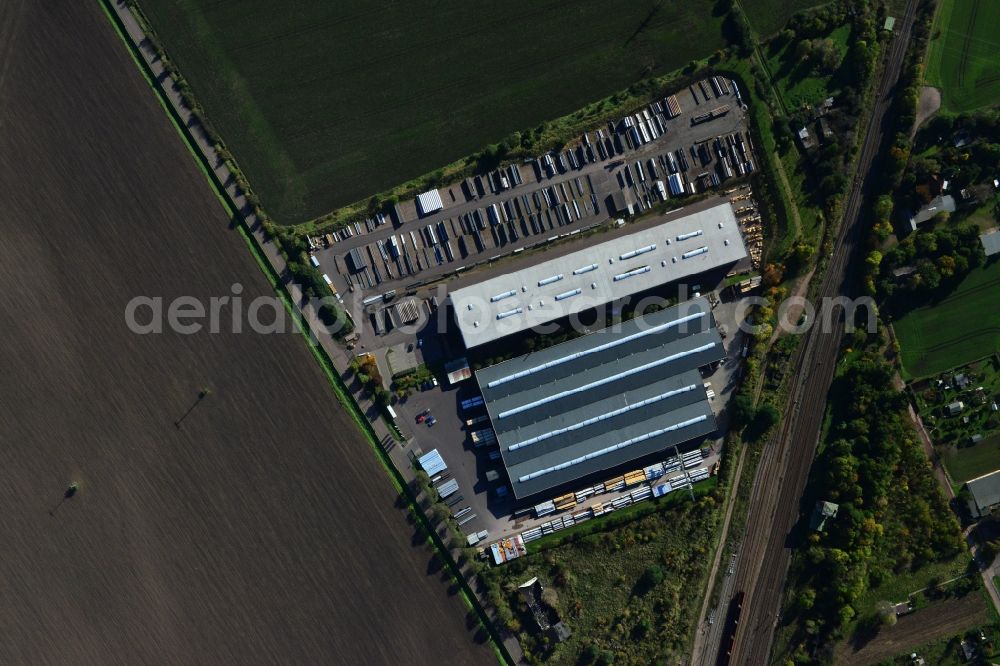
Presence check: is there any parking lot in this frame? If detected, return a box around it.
[313,76,754,305]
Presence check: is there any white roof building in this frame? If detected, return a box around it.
[449,202,748,348]
[981,229,1000,257]
[415,189,443,217]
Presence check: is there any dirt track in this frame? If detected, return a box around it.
[912,86,941,137]
[0,2,492,663]
[837,594,988,665]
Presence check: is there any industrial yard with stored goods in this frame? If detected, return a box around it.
[0,2,491,662]
[332,168,762,544]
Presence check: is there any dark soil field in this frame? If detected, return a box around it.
[0,2,492,663]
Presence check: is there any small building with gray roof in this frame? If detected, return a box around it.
[476,297,723,500]
[980,229,1000,257]
[966,469,1000,517]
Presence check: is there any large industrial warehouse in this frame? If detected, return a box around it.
[449,202,747,348]
[476,298,724,500]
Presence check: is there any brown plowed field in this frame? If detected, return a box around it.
[0,1,492,663]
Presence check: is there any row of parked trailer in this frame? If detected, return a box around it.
[463,163,525,200]
[712,132,755,178]
[616,134,754,215]
[691,76,736,106]
[342,178,594,292]
[515,76,739,189]
[472,175,597,243]
[527,84,696,183]
[308,211,394,251]
[346,173,602,293]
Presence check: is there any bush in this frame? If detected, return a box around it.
[635,565,665,595]
[729,393,757,430]
[743,403,779,442]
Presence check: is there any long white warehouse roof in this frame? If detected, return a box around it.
[449,202,747,348]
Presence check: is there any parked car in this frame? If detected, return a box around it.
[425,416,437,427]
[431,376,439,387]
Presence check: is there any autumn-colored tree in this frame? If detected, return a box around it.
[762,263,785,287]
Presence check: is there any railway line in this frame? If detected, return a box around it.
[716,1,920,663]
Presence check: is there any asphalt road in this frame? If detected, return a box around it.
[720,2,919,663]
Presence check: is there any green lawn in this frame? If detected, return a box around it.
[893,260,1000,378]
[855,554,971,613]
[138,0,729,223]
[943,432,1000,484]
[956,193,1000,232]
[925,0,1000,113]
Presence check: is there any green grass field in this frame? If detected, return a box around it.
[925,0,1000,113]
[138,0,729,223]
[764,23,850,110]
[854,554,971,614]
[482,487,720,664]
[742,0,828,38]
[943,432,1000,484]
[893,260,1000,378]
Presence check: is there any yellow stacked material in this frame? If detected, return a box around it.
[624,470,646,487]
[603,475,625,488]
[554,492,577,511]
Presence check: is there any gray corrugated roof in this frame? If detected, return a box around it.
[450,202,748,348]
[968,469,1000,513]
[910,195,956,226]
[477,298,723,499]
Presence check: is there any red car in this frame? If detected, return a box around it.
[416,410,430,423]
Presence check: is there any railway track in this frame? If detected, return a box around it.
[716,1,921,663]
